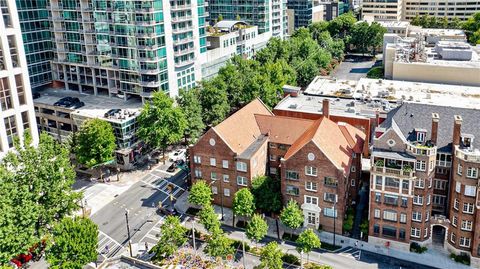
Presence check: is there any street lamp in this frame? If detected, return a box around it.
[332,199,337,247]
[125,209,133,257]
[219,178,224,221]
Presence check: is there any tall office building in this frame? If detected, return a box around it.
[207,0,287,38]
[0,0,39,156]
[16,0,53,90]
[47,0,207,100]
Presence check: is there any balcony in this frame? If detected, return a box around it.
[174,58,195,67]
[139,68,161,75]
[455,146,480,163]
[174,46,195,56]
[406,142,436,156]
[140,80,161,87]
[171,15,192,22]
[171,3,192,11]
[172,25,193,34]
[373,166,415,178]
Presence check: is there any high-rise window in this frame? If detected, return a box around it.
[0,77,12,110]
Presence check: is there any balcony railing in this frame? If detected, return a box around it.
[373,166,415,178]
[455,146,480,163]
[406,142,436,156]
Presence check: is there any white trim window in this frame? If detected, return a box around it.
[426,194,431,205]
[411,228,421,238]
[429,160,434,171]
[412,211,422,222]
[461,220,473,231]
[305,182,318,192]
[400,213,407,223]
[222,160,229,169]
[210,158,216,166]
[454,199,459,210]
[351,166,356,172]
[459,237,471,248]
[286,185,300,196]
[463,203,474,214]
[434,179,447,190]
[305,166,317,176]
[424,228,428,238]
[236,161,247,172]
[466,167,478,178]
[464,185,476,197]
[433,195,446,205]
[211,172,217,180]
[413,195,423,205]
[304,195,318,206]
[451,232,456,243]
[211,186,218,194]
[224,188,230,197]
[414,178,425,188]
[324,193,337,203]
[194,168,202,178]
[270,167,277,175]
[351,179,355,186]
[269,155,276,161]
[223,174,229,182]
[374,209,380,218]
[425,211,430,222]
[415,160,426,171]
[452,216,458,227]
[455,182,461,193]
[324,208,337,218]
[383,210,397,222]
[457,164,462,175]
[194,155,201,164]
[237,176,248,186]
[286,170,299,180]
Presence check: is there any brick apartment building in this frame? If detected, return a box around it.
[369,102,480,267]
[189,98,366,233]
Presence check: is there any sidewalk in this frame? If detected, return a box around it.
[175,191,470,269]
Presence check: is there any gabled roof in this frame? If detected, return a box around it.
[284,117,366,172]
[254,114,314,145]
[213,98,273,154]
[381,102,480,152]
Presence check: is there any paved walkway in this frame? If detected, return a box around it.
[352,185,368,238]
[174,191,470,269]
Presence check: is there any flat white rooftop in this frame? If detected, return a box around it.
[34,87,142,124]
[304,77,480,109]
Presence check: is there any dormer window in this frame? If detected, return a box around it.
[416,130,426,143]
[461,134,474,149]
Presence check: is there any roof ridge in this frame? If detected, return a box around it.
[284,118,323,160]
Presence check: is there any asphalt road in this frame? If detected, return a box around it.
[332,54,381,81]
[90,166,188,257]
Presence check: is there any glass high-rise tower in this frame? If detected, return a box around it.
[15,0,54,90]
[47,0,206,100]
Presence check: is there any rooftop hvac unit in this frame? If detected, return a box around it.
[288,104,298,109]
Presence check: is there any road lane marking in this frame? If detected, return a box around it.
[150,173,185,191]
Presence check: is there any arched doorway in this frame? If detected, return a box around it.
[432,225,446,247]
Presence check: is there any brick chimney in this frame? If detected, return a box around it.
[322,99,330,119]
[431,113,439,144]
[452,115,462,148]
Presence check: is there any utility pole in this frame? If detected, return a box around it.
[242,233,246,269]
[300,250,304,269]
[192,219,197,256]
[125,209,133,257]
[333,199,336,247]
[220,178,224,220]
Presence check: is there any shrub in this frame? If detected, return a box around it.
[450,253,470,265]
[410,242,428,254]
[366,66,384,79]
[281,253,300,265]
[232,240,251,252]
[305,263,334,269]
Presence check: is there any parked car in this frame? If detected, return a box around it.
[157,203,178,216]
[68,101,85,109]
[104,108,121,118]
[54,97,80,107]
[167,162,177,172]
[54,96,74,106]
[169,149,186,162]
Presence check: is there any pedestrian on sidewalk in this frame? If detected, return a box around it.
[104,245,109,254]
[145,242,149,252]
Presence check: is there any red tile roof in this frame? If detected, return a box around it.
[254,114,314,145]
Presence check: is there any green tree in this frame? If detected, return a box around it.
[218,14,223,21]
[420,15,429,27]
[0,133,80,264]
[327,12,357,39]
[137,91,187,163]
[199,204,220,233]
[259,242,283,269]
[280,200,304,234]
[198,78,230,126]
[411,15,421,26]
[232,188,256,220]
[350,22,386,56]
[205,226,234,258]
[309,21,330,41]
[369,22,387,55]
[74,118,116,168]
[246,214,268,246]
[463,12,480,44]
[188,180,212,207]
[151,216,188,259]
[177,88,205,143]
[46,217,98,269]
[296,228,321,262]
[450,17,463,29]
[428,16,438,28]
[440,17,449,29]
[251,175,282,213]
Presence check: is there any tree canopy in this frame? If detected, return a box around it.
[74,118,116,168]
[245,214,268,244]
[349,22,386,56]
[412,14,464,29]
[177,88,205,143]
[463,12,480,44]
[151,216,188,260]
[259,242,284,269]
[199,204,220,233]
[296,228,321,254]
[251,176,282,213]
[137,91,187,155]
[204,226,234,258]
[188,180,212,207]
[280,200,304,231]
[46,217,98,269]
[0,133,80,264]
[232,188,256,218]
